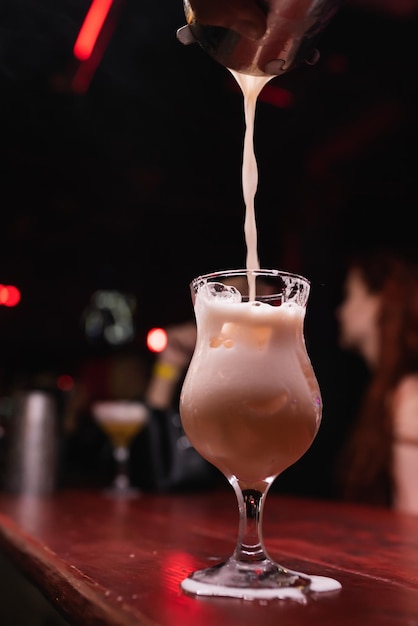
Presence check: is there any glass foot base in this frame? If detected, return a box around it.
[102,473,141,499]
[102,486,141,499]
[181,560,341,600]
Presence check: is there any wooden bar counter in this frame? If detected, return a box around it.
[0,487,417,625]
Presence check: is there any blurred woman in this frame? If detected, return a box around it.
[336,247,418,513]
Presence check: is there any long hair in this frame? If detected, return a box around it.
[337,247,418,506]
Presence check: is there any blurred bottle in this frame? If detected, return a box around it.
[4,390,59,495]
[177,0,342,76]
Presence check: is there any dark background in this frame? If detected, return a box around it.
[0,0,417,496]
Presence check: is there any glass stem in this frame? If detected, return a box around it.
[113,445,130,489]
[231,479,271,564]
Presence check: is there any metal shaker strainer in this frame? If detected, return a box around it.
[177,0,342,77]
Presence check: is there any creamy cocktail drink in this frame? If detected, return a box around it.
[180,274,321,489]
[179,270,341,600]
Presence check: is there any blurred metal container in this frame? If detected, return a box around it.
[177,0,342,76]
[4,390,59,495]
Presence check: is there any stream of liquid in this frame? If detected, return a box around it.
[229,71,273,300]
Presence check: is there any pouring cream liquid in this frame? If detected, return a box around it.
[229,74,271,263]
[230,72,272,299]
[180,72,341,598]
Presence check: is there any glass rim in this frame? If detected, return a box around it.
[190,268,310,289]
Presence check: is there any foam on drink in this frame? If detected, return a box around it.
[92,401,148,448]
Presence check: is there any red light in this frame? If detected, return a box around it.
[0,285,21,307]
[57,375,75,392]
[258,85,294,109]
[147,328,168,353]
[73,0,114,61]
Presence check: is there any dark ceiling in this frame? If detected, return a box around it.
[0,1,418,383]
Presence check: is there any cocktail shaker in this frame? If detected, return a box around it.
[177,0,342,76]
[4,390,59,495]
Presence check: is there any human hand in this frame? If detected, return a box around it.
[158,321,197,369]
[146,321,196,410]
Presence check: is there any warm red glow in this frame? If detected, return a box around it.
[147,328,168,353]
[57,374,75,392]
[0,285,21,307]
[327,52,349,75]
[73,0,114,61]
[259,85,294,109]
